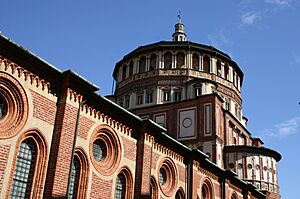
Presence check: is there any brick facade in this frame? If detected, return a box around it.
[0,33,278,199]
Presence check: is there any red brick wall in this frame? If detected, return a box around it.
[140,144,151,196]
[31,90,56,125]
[78,116,94,139]
[151,152,159,169]
[122,136,136,161]
[0,145,10,190]
[90,174,112,199]
[177,163,186,183]
[43,97,78,198]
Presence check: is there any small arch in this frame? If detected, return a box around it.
[114,167,133,199]
[216,60,222,77]
[8,129,48,199]
[139,56,146,73]
[164,52,172,69]
[200,178,214,199]
[175,187,185,199]
[150,176,158,199]
[176,52,185,68]
[224,64,229,80]
[149,53,157,70]
[203,55,210,73]
[128,61,133,76]
[231,191,239,199]
[122,64,127,80]
[68,147,89,199]
[192,53,199,70]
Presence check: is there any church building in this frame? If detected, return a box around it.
[0,19,280,199]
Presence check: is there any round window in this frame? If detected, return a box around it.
[238,163,243,169]
[159,168,167,185]
[0,95,7,119]
[92,139,107,162]
[248,164,253,169]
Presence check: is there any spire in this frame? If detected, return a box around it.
[172,12,187,42]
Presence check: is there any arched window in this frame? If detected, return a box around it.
[68,156,80,199]
[217,60,222,77]
[10,138,36,198]
[224,64,229,80]
[128,61,133,76]
[201,179,214,199]
[149,54,157,70]
[139,56,146,73]
[164,52,172,69]
[175,188,185,199]
[0,95,7,119]
[122,65,127,80]
[150,176,158,199]
[115,173,126,199]
[192,53,199,70]
[203,55,210,73]
[231,192,238,199]
[67,148,89,199]
[176,52,185,68]
[114,168,133,199]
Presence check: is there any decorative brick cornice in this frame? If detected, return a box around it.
[193,160,219,181]
[153,142,184,163]
[0,57,51,94]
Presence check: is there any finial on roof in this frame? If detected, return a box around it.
[172,12,186,42]
[177,11,182,23]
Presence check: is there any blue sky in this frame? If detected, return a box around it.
[1,0,299,198]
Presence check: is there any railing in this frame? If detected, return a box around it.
[244,179,279,193]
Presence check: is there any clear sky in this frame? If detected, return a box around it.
[1,1,299,198]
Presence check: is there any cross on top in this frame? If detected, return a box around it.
[177,11,182,22]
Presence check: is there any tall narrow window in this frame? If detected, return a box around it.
[122,65,127,80]
[115,174,126,199]
[174,91,182,102]
[139,56,146,73]
[149,54,157,70]
[125,95,130,108]
[203,56,210,73]
[176,52,185,68]
[224,64,229,80]
[162,90,170,102]
[192,53,199,70]
[68,156,81,199]
[217,60,222,77]
[194,86,202,98]
[146,91,153,104]
[128,61,133,76]
[10,139,36,199]
[137,94,144,105]
[164,52,172,69]
[204,104,211,135]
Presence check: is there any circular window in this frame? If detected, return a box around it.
[248,164,252,169]
[90,125,121,176]
[238,163,243,169]
[92,139,107,162]
[158,158,178,197]
[0,72,28,139]
[256,165,260,170]
[159,168,167,185]
[229,163,235,169]
[0,95,7,119]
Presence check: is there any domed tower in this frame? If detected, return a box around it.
[172,14,186,42]
[109,20,281,198]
